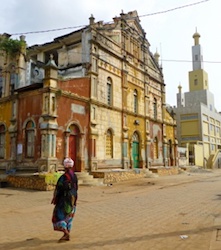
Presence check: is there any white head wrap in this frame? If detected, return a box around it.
[63,157,74,168]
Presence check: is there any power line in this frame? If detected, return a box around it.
[139,0,209,18]
[162,59,221,64]
[11,25,87,36]
[11,0,209,36]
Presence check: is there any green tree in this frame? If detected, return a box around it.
[0,37,25,57]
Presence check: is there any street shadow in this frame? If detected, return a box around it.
[0,237,62,250]
[71,225,220,249]
[214,194,221,200]
[0,226,219,250]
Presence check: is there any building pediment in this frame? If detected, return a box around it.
[126,15,145,38]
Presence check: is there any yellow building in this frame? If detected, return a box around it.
[0,100,11,162]
[174,31,221,168]
[164,107,177,166]
[0,34,26,168]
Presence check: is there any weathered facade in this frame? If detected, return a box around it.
[0,11,177,173]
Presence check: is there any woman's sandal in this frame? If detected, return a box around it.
[58,234,70,242]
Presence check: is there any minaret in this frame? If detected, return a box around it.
[177,84,185,107]
[192,29,203,70]
[189,30,209,92]
[154,49,160,65]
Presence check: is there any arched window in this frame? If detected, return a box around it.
[0,124,6,159]
[153,137,158,159]
[153,97,157,120]
[92,57,98,72]
[44,95,49,112]
[169,140,173,156]
[106,129,113,158]
[10,64,18,92]
[107,77,112,106]
[25,120,35,158]
[0,68,3,98]
[51,134,56,157]
[132,132,139,143]
[134,89,138,113]
[52,96,56,112]
[91,76,97,98]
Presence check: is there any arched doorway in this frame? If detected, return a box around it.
[168,139,173,166]
[132,132,139,168]
[153,137,158,160]
[68,124,80,171]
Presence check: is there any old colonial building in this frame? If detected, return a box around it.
[0,11,177,173]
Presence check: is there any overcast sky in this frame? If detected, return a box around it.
[1,0,220,110]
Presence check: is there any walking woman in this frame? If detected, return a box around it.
[51,157,78,242]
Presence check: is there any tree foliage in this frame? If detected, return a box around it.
[0,37,25,56]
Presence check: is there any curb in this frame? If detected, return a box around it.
[209,216,221,250]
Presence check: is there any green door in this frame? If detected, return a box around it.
[132,141,139,168]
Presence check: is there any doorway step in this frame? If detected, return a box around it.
[75,172,104,186]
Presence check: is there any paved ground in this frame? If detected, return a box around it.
[0,168,221,250]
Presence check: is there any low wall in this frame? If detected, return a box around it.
[149,167,179,176]
[2,167,179,190]
[5,172,63,191]
[91,169,147,184]
[5,170,145,190]
[6,175,52,191]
